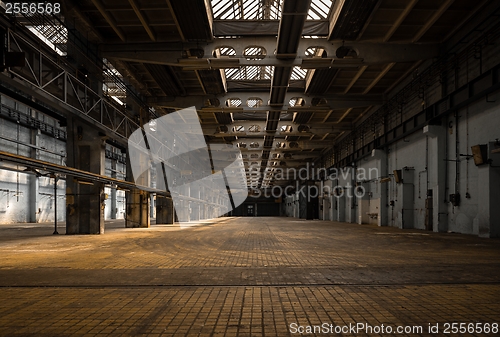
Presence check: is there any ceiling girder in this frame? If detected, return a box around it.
[145,93,384,112]
[100,39,440,66]
[276,0,313,58]
[257,0,312,188]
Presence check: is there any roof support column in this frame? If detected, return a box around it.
[371,149,388,227]
[423,125,448,233]
[473,142,500,238]
[125,95,150,228]
[28,128,40,223]
[65,117,106,234]
[156,195,174,224]
[154,162,174,224]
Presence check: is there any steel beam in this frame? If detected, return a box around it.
[100,39,440,66]
[146,93,384,110]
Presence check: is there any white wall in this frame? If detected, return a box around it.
[0,96,66,224]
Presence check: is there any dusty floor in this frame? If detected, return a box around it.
[0,217,499,336]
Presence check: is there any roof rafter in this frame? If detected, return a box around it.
[412,0,455,43]
[344,65,368,94]
[90,0,126,41]
[363,63,395,94]
[128,0,156,41]
[165,0,186,41]
[383,0,419,42]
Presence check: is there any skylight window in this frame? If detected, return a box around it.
[211,0,332,21]
[211,0,283,20]
[225,66,274,81]
[103,59,126,106]
[308,0,333,20]
[27,25,67,56]
[291,66,307,80]
[214,47,236,57]
[305,47,326,57]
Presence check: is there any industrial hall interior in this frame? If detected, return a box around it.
[0,0,499,336]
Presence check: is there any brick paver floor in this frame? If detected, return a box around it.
[0,217,499,336]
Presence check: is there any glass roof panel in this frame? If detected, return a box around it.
[211,0,283,20]
[225,66,274,81]
[211,0,332,20]
[307,0,333,20]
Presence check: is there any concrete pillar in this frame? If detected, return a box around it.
[337,194,346,222]
[65,118,105,234]
[125,152,150,228]
[150,194,155,219]
[329,195,335,221]
[357,185,370,224]
[28,128,40,223]
[125,190,150,228]
[401,168,415,229]
[153,162,172,223]
[110,158,117,219]
[330,179,337,221]
[156,196,174,224]
[322,179,332,221]
[345,172,356,223]
[123,82,151,228]
[473,142,500,238]
[175,185,190,222]
[371,149,388,226]
[322,196,330,221]
[423,125,448,232]
[190,185,200,221]
[318,196,324,220]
